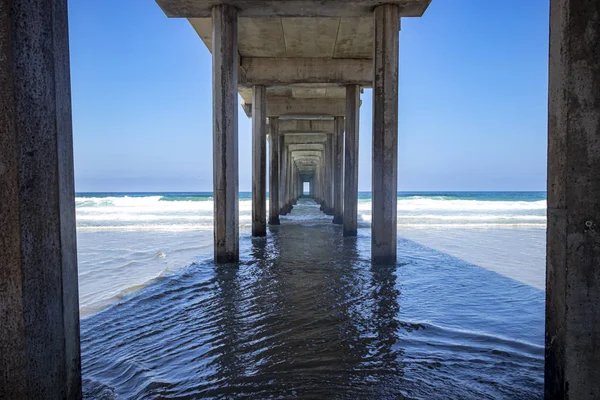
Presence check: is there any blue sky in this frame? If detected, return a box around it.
[69,0,549,192]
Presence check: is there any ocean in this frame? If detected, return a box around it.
[78,192,546,399]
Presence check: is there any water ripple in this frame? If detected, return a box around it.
[82,199,543,399]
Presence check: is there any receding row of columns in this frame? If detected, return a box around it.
[250,108,360,238]
[242,6,399,265]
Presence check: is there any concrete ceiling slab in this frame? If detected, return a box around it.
[281,18,339,58]
[334,17,373,58]
[157,0,432,18]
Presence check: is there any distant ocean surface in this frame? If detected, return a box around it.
[78,192,546,399]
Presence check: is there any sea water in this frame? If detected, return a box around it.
[78,192,545,399]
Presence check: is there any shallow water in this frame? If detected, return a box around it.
[81,198,544,399]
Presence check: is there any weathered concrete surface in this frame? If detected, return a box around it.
[371,4,399,265]
[279,119,335,134]
[268,117,280,225]
[158,0,431,18]
[252,85,267,236]
[212,5,239,263]
[181,11,393,117]
[279,137,289,214]
[240,58,372,85]
[344,85,360,236]
[546,0,600,398]
[333,116,344,224]
[258,97,346,117]
[0,0,81,398]
[323,133,334,214]
[285,152,294,213]
[240,88,346,106]
[283,133,328,145]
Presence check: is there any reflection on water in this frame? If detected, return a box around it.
[82,199,543,399]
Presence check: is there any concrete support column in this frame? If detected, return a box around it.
[311,166,321,204]
[279,137,288,215]
[0,1,81,398]
[251,85,266,236]
[324,133,334,214]
[317,167,321,202]
[319,152,326,210]
[294,170,298,201]
[372,4,399,264]
[319,161,324,205]
[333,116,345,224]
[344,84,360,236]
[268,117,280,225]
[212,4,239,262]
[546,0,600,398]
[287,157,294,209]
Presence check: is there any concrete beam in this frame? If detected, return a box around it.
[280,119,335,133]
[156,0,431,18]
[280,134,328,145]
[291,150,323,158]
[240,58,372,86]
[288,144,325,152]
[265,97,346,117]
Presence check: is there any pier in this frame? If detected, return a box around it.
[0,0,599,398]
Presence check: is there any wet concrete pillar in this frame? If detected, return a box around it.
[279,137,288,215]
[546,0,600,398]
[268,117,280,225]
[294,164,298,203]
[251,85,266,236]
[0,0,81,398]
[317,165,322,203]
[212,4,239,262]
[322,157,325,205]
[344,85,360,236]
[287,157,294,209]
[320,150,328,212]
[372,4,399,265]
[329,133,335,214]
[284,149,291,213]
[333,116,345,224]
[324,133,334,215]
[314,172,318,201]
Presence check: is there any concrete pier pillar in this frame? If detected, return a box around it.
[319,158,327,207]
[315,171,318,201]
[344,85,360,236]
[268,117,280,225]
[0,0,81,398]
[279,137,288,215]
[251,85,266,236]
[212,4,239,262]
[333,116,344,224]
[287,156,294,210]
[324,133,334,215]
[546,0,600,398]
[372,4,399,264]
